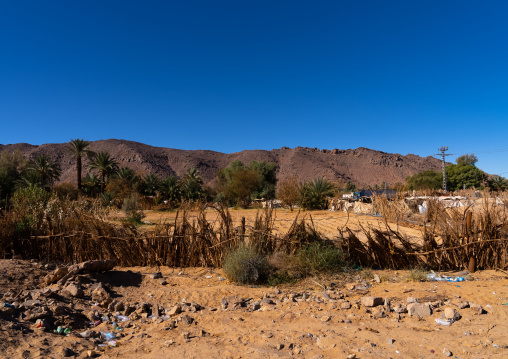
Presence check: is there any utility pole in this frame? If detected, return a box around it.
[434,146,453,193]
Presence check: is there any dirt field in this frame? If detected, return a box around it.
[117,208,425,241]
[1,259,508,359]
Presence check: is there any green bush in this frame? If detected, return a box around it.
[122,193,145,224]
[223,245,270,284]
[296,242,346,275]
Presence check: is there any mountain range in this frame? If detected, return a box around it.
[0,139,444,187]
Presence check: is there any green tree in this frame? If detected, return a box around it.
[299,177,334,210]
[160,175,181,203]
[456,154,478,166]
[446,164,485,190]
[405,170,443,191]
[88,152,119,193]
[215,160,277,206]
[139,173,161,196]
[0,151,25,207]
[488,176,508,191]
[25,155,61,189]
[82,173,101,196]
[68,139,94,192]
[181,168,204,200]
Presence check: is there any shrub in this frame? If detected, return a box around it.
[296,242,346,275]
[122,193,145,224]
[223,245,270,284]
[406,268,427,282]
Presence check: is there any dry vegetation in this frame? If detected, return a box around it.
[1,190,508,272]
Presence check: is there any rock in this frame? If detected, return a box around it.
[159,279,168,285]
[167,304,182,316]
[221,298,229,310]
[443,348,452,356]
[262,298,275,305]
[276,344,284,350]
[444,308,461,321]
[386,338,395,345]
[457,301,469,309]
[21,300,42,309]
[361,296,384,307]
[114,301,125,312]
[384,297,391,312]
[150,272,162,279]
[407,303,432,317]
[182,331,190,339]
[393,305,407,313]
[164,340,174,347]
[346,354,357,359]
[62,283,84,298]
[406,297,418,303]
[373,308,386,318]
[86,350,96,358]
[251,302,261,311]
[91,288,111,307]
[181,314,194,325]
[45,267,68,285]
[320,316,331,322]
[340,301,352,309]
[373,274,381,283]
[470,303,484,314]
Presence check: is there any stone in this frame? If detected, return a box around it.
[384,297,391,312]
[373,274,381,283]
[340,301,351,309]
[182,331,190,339]
[149,272,162,279]
[457,301,469,309]
[407,303,432,317]
[262,298,275,305]
[346,354,357,359]
[167,304,182,316]
[386,338,395,345]
[221,298,229,310]
[406,297,418,303]
[251,302,261,311]
[393,305,407,313]
[62,283,84,298]
[320,316,331,322]
[181,314,194,325]
[470,303,484,314]
[159,279,168,285]
[361,296,384,307]
[443,348,452,356]
[276,344,284,350]
[373,308,386,318]
[124,304,136,316]
[114,301,125,312]
[164,340,174,347]
[444,308,461,321]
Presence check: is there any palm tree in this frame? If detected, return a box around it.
[160,175,181,203]
[68,139,94,192]
[299,177,335,210]
[88,152,119,193]
[82,173,101,196]
[140,173,161,196]
[26,155,61,188]
[183,168,203,185]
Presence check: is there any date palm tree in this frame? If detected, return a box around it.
[26,154,61,189]
[88,151,119,193]
[68,139,94,192]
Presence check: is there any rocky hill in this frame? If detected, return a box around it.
[0,139,444,187]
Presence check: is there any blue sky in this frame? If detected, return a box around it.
[1,1,507,175]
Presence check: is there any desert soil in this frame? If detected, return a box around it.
[1,259,508,359]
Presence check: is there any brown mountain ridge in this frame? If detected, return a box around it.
[0,139,443,187]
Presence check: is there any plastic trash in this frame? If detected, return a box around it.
[80,330,92,338]
[426,272,465,282]
[101,315,110,322]
[115,315,130,322]
[435,318,453,326]
[107,340,118,347]
[55,326,64,334]
[3,303,14,308]
[64,328,71,335]
[93,320,102,326]
[218,277,225,281]
[205,276,213,279]
[100,331,116,341]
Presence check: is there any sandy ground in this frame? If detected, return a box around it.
[113,208,425,241]
[1,260,508,359]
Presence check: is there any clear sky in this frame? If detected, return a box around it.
[1,1,507,175]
